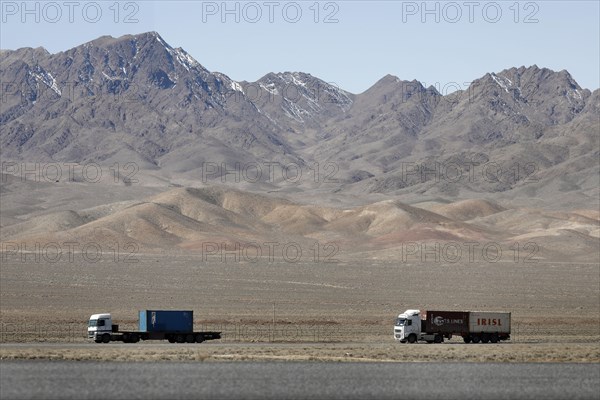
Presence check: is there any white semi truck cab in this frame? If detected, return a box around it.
[87,313,115,343]
[394,309,431,343]
[394,309,511,344]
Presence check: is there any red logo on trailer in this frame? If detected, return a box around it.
[477,318,502,326]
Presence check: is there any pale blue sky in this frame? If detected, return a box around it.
[1,1,598,93]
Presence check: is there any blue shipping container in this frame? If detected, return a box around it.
[138,310,194,332]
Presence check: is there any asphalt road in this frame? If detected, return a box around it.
[2,361,599,400]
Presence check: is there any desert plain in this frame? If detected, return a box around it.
[0,169,598,362]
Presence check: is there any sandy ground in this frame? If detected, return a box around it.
[1,253,598,362]
[1,342,598,363]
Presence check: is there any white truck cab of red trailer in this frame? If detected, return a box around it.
[87,313,113,342]
[394,309,423,343]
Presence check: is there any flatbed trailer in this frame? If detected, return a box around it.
[88,311,221,344]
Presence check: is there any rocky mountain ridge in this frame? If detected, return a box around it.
[1,32,598,207]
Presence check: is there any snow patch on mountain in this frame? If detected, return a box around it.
[29,67,61,96]
[491,73,511,93]
[231,81,244,93]
[568,88,583,101]
[170,48,199,72]
[282,98,308,122]
[260,83,278,95]
[102,71,117,81]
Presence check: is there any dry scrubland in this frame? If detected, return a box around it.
[0,175,598,362]
[2,182,599,264]
[1,254,598,362]
[2,343,598,363]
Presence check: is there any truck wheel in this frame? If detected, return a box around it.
[130,333,140,343]
[102,333,111,343]
[481,334,490,344]
[168,336,176,343]
[185,334,195,343]
[490,334,499,343]
[195,334,205,343]
[471,335,480,344]
[407,334,417,344]
[434,335,443,343]
[95,338,102,344]
[463,336,472,343]
[122,333,130,343]
[176,334,185,343]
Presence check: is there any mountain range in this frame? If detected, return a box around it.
[1,31,598,209]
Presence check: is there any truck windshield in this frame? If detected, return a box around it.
[395,318,406,326]
[88,319,98,327]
